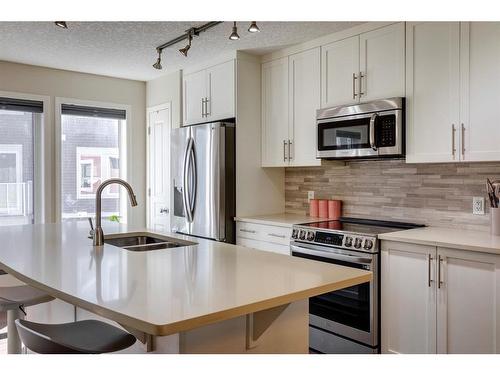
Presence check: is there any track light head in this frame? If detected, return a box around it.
[248,22,260,33]
[54,21,68,29]
[229,22,240,40]
[152,49,162,70]
[179,33,193,57]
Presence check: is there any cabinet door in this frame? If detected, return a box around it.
[236,237,290,256]
[183,69,206,126]
[288,48,321,167]
[381,241,437,354]
[206,60,235,121]
[460,22,500,161]
[406,22,460,163]
[359,23,405,102]
[321,36,360,108]
[437,247,500,353]
[261,57,289,167]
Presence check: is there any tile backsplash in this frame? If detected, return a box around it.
[285,159,500,232]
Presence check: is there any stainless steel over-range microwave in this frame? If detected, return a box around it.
[316,97,405,160]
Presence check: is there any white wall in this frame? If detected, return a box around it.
[146,70,182,128]
[0,61,147,227]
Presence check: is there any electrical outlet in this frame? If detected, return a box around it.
[473,197,485,215]
[307,191,315,201]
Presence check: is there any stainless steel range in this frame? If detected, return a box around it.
[290,217,423,354]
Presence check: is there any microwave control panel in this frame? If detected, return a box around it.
[376,115,396,147]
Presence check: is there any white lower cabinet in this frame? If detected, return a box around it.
[236,221,291,256]
[382,240,500,354]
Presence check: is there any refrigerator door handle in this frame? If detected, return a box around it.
[183,137,193,222]
[188,140,197,220]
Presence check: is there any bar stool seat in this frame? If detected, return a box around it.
[0,285,55,354]
[15,319,137,354]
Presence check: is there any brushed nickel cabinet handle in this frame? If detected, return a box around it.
[283,140,287,162]
[461,123,466,157]
[201,98,206,117]
[288,140,293,161]
[438,255,443,289]
[206,97,211,117]
[239,229,256,234]
[352,73,358,99]
[452,124,456,158]
[268,233,286,239]
[359,71,365,97]
[428,254,433,287]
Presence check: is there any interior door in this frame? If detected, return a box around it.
[406,22,460,163]
[437,247,500,354]
[147,106,171,232]
[261,57,289,167]
[183,70,206,126]
[288,47,321,167]
[381,241,437,354]
[359,23,405,102]
[461,22,500,161]
[321,35,360,108]
[206,60,235,121]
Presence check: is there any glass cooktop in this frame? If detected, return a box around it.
[297,217,424,235]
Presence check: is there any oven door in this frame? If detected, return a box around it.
[290,242,378,347]
[316,110,402,159]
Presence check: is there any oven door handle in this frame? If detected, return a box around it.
[369,113,378,151]
[290,244,373,265]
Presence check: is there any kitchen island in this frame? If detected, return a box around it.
[0,222,371,354]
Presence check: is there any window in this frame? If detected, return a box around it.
[60,103,126,221]
[0,97,42,226]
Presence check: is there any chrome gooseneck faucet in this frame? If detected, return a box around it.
[93,178,138,246]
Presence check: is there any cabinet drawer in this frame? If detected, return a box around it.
[236,222,292,245]
[236,237,290,256]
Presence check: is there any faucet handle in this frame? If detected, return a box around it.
[88,217,95,238]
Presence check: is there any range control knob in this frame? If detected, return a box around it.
[307,231,315,241]
[299,230,306,240]
[291,229,298,239]
[344,237,353,247]
[354,238,363,249]
[363,239,374,250]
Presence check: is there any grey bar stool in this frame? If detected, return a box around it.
[0,285,54,354]
[15,319,137,354]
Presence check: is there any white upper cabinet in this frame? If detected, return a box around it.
[183,69,206,126]
[321,36,360,107]
[460,22,500,161]
[288,48,321,167]
[359,23,405,102]
[183,60,235,126]
[406,22,461,163]
[206,60,235,122]
[437,247,500,354]
[261,57,289,167]
[321,23,405,108]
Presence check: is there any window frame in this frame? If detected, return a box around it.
[55,97,130,223]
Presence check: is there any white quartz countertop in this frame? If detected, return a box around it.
[379,227,500,255]
[234,213,323,228]
[0,222,371,336]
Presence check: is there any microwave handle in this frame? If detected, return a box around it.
[369,113,378,151]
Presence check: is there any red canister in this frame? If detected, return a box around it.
[309,199,319,217]
[318,199,329,218]
[328,200,342,220]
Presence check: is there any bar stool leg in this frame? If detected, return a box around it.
[7,308,22,354]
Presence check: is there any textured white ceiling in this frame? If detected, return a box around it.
[0,21,363,81]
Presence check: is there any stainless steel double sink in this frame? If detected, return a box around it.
[104,232,196,252]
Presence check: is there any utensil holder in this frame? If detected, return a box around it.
[492,208,500,236]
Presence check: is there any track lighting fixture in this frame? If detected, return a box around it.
[229,22,240,40]
[152,49,162,70]
[54,21,68,29]
[248,22,260,33]
[179,32,193,57]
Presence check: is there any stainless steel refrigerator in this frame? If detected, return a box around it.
[171,122,235,243]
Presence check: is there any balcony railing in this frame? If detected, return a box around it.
[0,181,32,216]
